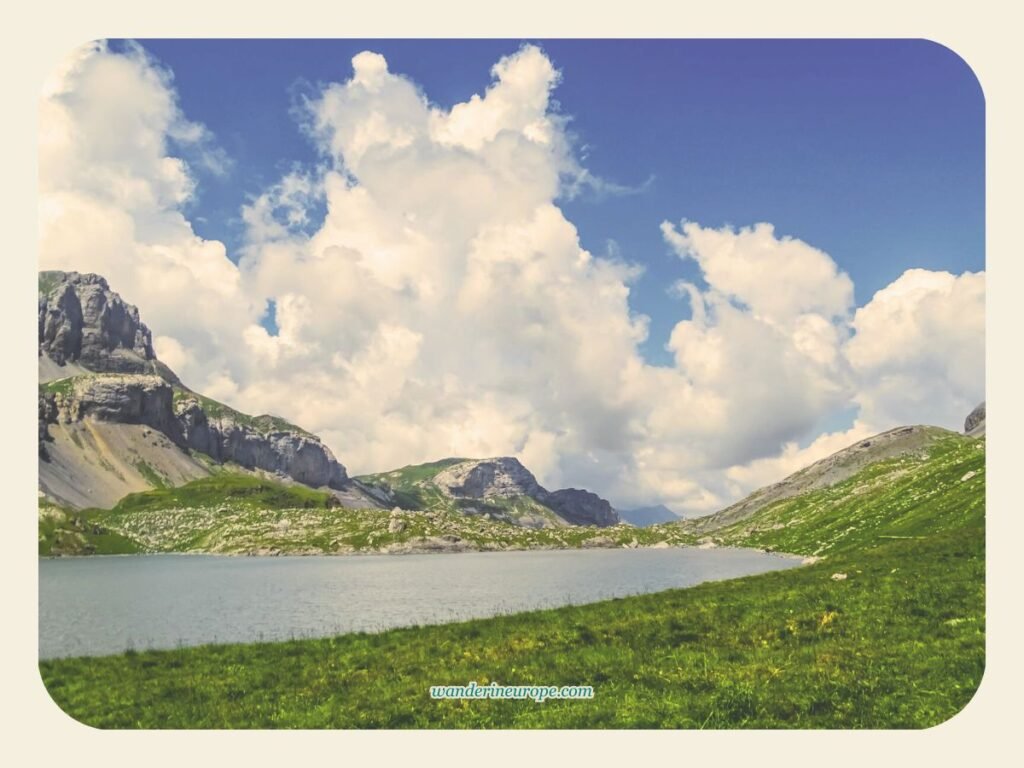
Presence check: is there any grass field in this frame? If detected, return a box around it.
[38,435,985,728]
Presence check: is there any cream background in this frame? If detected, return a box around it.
[3,2,1020,764]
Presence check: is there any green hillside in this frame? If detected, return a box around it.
[670,432,985,556]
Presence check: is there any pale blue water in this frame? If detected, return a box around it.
[39,547,801,658]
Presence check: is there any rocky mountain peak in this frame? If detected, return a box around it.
[39,270,175,381]
[545,488,619,527]
[433,457,544,499]
[428,457,620,527]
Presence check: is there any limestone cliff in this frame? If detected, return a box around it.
[38,271,355,508]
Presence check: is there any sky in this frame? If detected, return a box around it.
[37,39,985,515]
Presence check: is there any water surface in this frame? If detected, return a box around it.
[39,547,801,658]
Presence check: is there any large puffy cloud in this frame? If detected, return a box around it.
[846,269,985,429]
[656,221,856,468]
[39,42,985,516]
[39,40,258,390]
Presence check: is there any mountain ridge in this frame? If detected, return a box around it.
[38,271,363,509]
[356,456,620,528]
[676,416,983,538]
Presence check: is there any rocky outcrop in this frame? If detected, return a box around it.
[39,374,349,490]
[38,392,57,458]
[49,375,179,433]
[38,271,176,381]
[434,457,544,499]
[431,457,619,527]
[545,488,619,527]
[965,402,986,437]
[174,394,348,488]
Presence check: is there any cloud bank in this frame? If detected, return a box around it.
[38,42,985,515]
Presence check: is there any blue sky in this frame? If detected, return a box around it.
[132,38,984,366]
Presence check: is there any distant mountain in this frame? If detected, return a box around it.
[38,271,378,511]
[357,457,620,528]
[619,504,681,527]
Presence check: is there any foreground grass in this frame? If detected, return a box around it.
[39,434,985,728]
[39,522,982,728]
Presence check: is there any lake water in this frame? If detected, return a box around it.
[39,547,802,659]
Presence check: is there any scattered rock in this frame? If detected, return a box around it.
[830,572,848,581]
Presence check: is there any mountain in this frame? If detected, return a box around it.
[357,457,620,528]
[619,504,681,527]
[674,409,986,544]
[964,401,986,437]
[680,425,958,536]
[671,426,983,558]
[38,271,377,511]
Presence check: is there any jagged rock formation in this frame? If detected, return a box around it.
[38,271,177,382]
[38,271,360,508]
[434,457,545,499]
[965,402,986,437]
[39,375,349,494]
[174,391,347,488]
[364,457,620,528]
[545,488,619,527]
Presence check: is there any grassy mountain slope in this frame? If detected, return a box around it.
[40,432,984,728]
[672,431,984,556]
[681,425,954,536]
